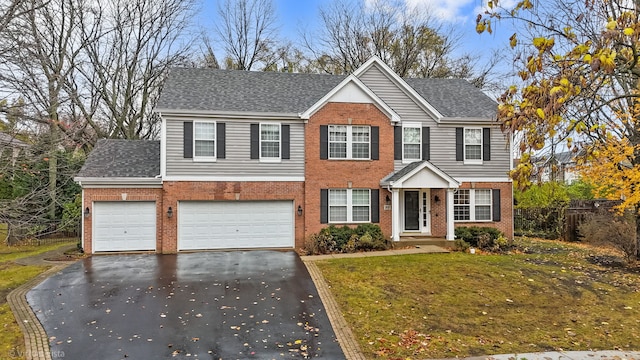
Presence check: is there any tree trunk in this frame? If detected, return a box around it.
[48,112,59,220]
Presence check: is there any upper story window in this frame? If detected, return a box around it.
[328,188,371,223]
[464,128,482,163]
[260,123,280,160]
[455,127,490,164]
[454,189,492,222]
[194,121,216,160]
[403,125,421,161]
[328,125,370,159]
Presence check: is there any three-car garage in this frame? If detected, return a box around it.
[90,200,295,252]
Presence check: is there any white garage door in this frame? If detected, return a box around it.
[178,201,294,250]
[93,201,156,252]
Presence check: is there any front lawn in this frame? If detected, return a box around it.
[0,242,75,360]
[316,238,640,359]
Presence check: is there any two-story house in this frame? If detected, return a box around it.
[75,57,513,254]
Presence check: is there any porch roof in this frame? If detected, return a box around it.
[380,161,460,189]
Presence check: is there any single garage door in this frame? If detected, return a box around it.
[93,201,156,252]
[178,201,294,250]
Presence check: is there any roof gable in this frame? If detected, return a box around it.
[381,160,460,188]
[300,75,400,122]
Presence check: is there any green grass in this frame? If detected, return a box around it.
[0,241,75,360]
[316,238,640,359]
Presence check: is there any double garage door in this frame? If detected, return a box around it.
[178,201,294,250]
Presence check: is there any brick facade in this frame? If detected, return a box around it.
[453,181,514,238]
[161,181,304,253]
[82,187,164,253]
[304,102,395,238]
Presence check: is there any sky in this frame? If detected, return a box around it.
[197,0,516,66]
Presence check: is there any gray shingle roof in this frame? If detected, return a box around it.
[76,139,160,178]
[157,68,344,114]
[381,161,426,183]
[157,68,497,119]
[404,78,497,118]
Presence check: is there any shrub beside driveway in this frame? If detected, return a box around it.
[316,238,640,359]
[0,242,75,360]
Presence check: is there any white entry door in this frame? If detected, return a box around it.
[178,201,294,250]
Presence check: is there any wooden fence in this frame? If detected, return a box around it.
[514,200,622,241]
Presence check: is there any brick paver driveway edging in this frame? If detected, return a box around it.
[7,264,74,360]
[302,260,366,360]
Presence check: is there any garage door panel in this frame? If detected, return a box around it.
[178,201,294,250]
[93,202,156,252]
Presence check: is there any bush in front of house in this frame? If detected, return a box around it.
[578,210,637,264]
[303,224,389,255]
[454,226,511,252]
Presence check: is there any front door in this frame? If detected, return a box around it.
[404,191,420,231]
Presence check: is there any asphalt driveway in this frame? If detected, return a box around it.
[28,251,345,359]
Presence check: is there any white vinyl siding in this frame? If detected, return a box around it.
[328,125,370,159]
[454,189,492,222]
[357,63,510,178]
[260,123,280,160]
[328,189,370,223]
[194,121,216,160]
[164,118,304,178]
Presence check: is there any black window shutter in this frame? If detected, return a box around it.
[217,122,225,159]
[483,127,491,161]
[320,189,328,224]
[371,189,380,223]
[455,127,463,161]
[422,127,430,161]
[371,126,379,160]
[250,123,259,159]
[320,125,328,160]
[492,189,501,221]
[282,124,290,159]
[394,126,402,160]
[183,121,193,159]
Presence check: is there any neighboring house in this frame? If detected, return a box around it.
[75,57,513,254]
[532,151,579,184]
[0,131,29,167]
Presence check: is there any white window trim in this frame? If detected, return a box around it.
[463,127,483,165]
[402,123,422,163]
[328,125,371,160]
[454,189,492,222]
[328,189,371,223]
[193,120,216,162]
[259,122,281,163]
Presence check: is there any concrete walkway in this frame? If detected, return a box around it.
[7,245,78,360]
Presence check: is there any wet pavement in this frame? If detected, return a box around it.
[28,251,345,359]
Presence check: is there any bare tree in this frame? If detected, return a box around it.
[214,0,279,70]
[305,0,502,87]
[73,0,196,140]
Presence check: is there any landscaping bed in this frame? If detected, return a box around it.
[316,238,640,359]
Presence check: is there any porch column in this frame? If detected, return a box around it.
[391,188,400,241]
[446,188,455,241]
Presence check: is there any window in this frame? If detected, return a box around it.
[464,128,482,162]
[403,126,421,161]
[328,189,370,222]
[260,123,280,160]
[328,125,370,159]
[194,121,216,159]
[454,189,492,221]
